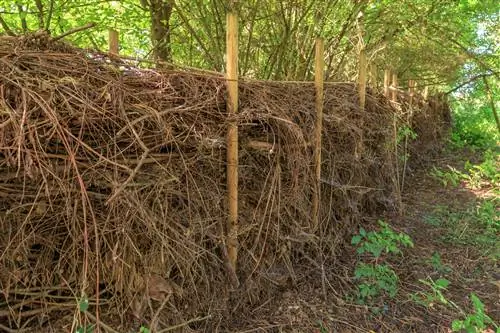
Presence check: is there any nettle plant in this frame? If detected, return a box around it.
[351,220,413,304]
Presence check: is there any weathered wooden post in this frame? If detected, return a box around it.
[391,73,398,102]
[408,80,416,106]
[357,14,367,111]
[108,29,119,54]
[384,69,391,98]
[423,86,429,101]
[311,37,324,230]
[226,0,239,287]
[369,64,378,90]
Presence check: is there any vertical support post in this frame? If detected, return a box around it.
[408,80,416,106]
[108,29,119,54]
[423,86,429,101]
[384,69,391,98]
[391,73,398,102]
[369,64,378,90]
[226,4,239,287]
[311,37,324,230]
[357,47,367,110]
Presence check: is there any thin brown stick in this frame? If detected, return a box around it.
[52,22,96,41]
[157,315,211,333]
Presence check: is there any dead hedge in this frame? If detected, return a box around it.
[0,34,450,331]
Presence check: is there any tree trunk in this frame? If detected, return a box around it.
[145,0,174,63]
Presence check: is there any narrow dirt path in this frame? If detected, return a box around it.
[384,147,499,332]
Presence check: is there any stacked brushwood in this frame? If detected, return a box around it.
[0,34,450,330]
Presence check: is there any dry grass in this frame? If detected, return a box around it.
[0,33,450,331]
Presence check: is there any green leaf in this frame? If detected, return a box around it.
[79,297,89,313]
[435,278,450,289]
[359,228,367,237]
[351,235,362,245]
[451,320,464,331]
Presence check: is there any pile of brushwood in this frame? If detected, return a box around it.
[0,34,450,331]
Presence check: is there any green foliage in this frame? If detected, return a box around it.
[430,150,499,190]
[351,220,413,259]
[427,252,452,274]
[354,263,399,302]
[427,201,499,258]
[351,221,413,304]
[139,326,151,333]
[451,293,499,333]
[76,325,94,333]
[78,294,89,313]
[450,87,499,151]
[397,125,418,144]
[317,321,328,333]
[463,150,500,189]
[411,277,451,308]
[430,166,463,187]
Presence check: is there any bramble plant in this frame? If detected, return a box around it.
[354,263,399,302]
[451,293,499,333]
[351,221,413,304]
[351,220,414,258]
[427,252,452,274]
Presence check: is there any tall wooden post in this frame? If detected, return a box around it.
[408,80,416,106]
[423,86,429,101]
[384,69,391,98]
[391,73,398,102]
[312,37,324,230]
[226,4,239,287]
[357,46,367,110]
[108,29,119,54]
[369,64,378,90]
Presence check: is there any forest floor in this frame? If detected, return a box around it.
[235,146,499,333]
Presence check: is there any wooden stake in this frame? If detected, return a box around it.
[312,37,324,230]
[384,69,391,98]
[108,29,119,54]
[370,64,378,89]
[357,11,366,110]
[408,80,416,106]
[358,49,367,110]
[391,73,398,102]
[423,86,429,101]
[225,7,239,287]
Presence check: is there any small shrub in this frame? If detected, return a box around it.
[351,220,413,259]
[427,252,452,274]
[351,221,413,305]
[411,277,451,308]
[451,293,499,333]
[354,263,399,303]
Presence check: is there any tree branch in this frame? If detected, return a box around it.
[16,4,28,32]
[482,77,500,134]
[0,14,15,36]
[35,0,45,30]
[445,72,498,95]
[52,22,97,41]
